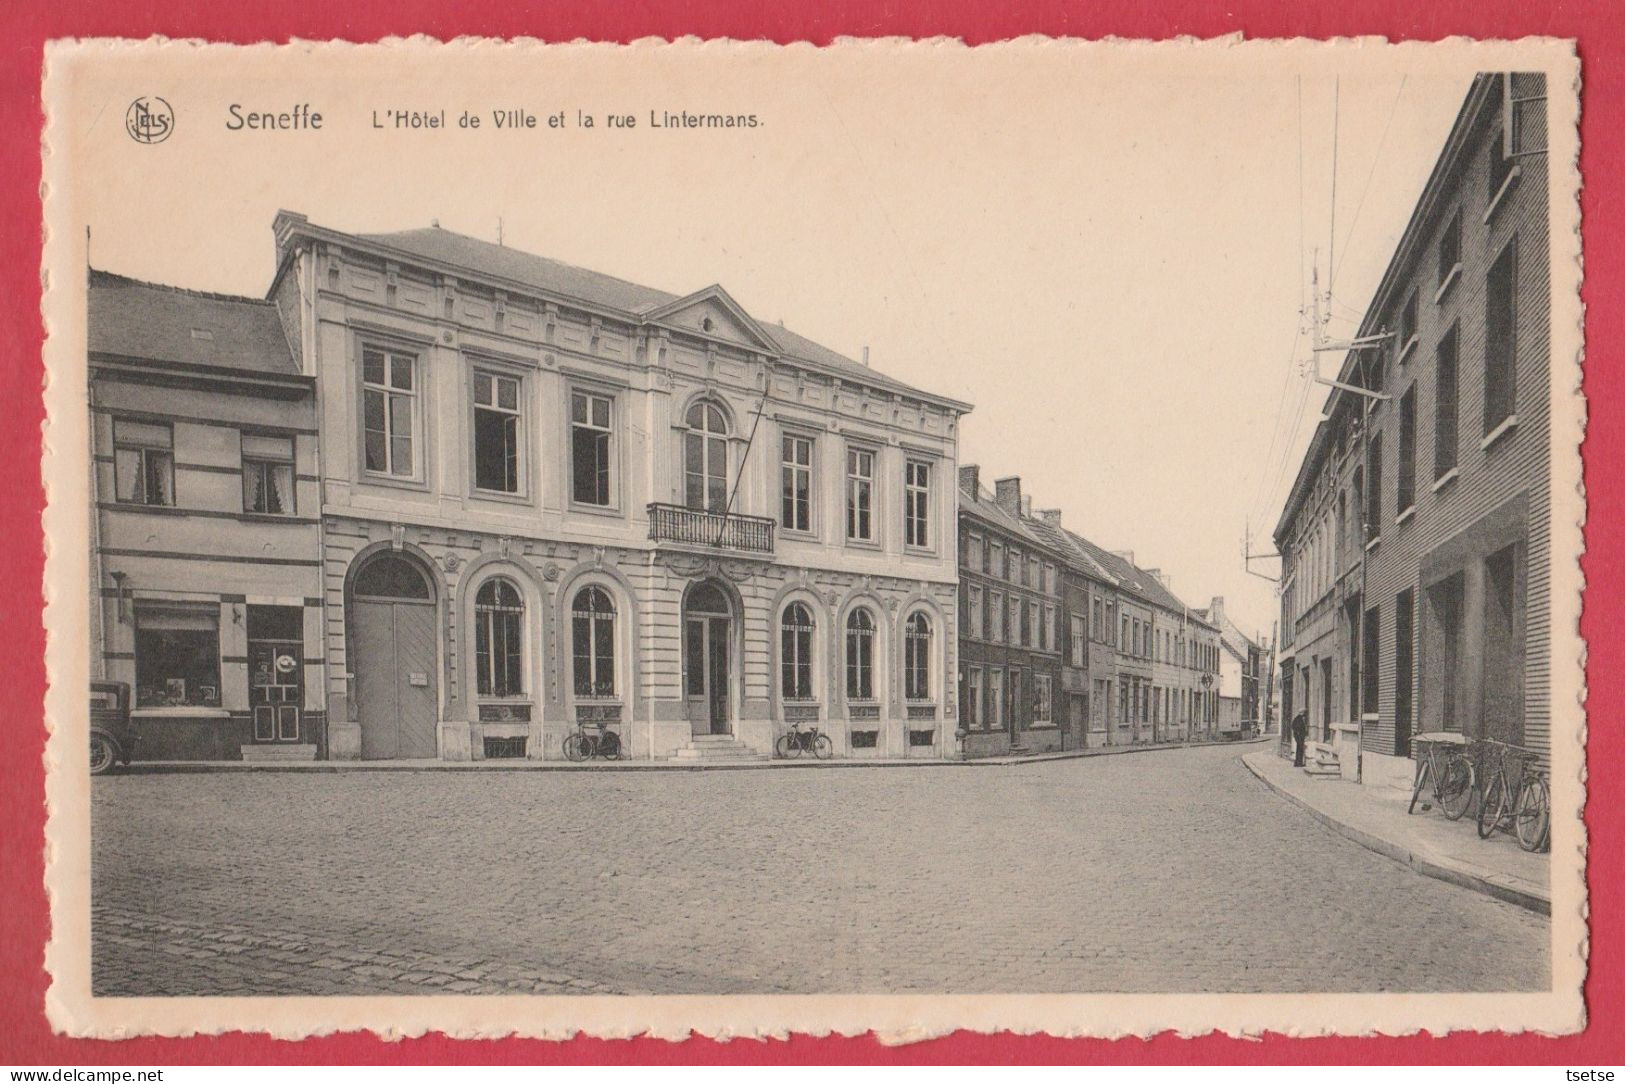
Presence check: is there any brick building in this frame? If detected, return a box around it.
[1274,73,1551,786]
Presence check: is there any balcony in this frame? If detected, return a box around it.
[647,503,776,554]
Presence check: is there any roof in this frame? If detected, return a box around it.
[1193,607,1259,658]
[88,269,298,377]
[962,489,1217,630]
[353,225,951,404]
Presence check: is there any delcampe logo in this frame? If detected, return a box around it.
[124,96,174,144]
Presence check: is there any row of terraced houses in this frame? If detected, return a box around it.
[87,209,1254,764]
[1273,73,1553,788]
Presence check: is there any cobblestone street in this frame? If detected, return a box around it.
[90,743,1550,995]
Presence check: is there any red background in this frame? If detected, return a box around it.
[1,0,1616,1066]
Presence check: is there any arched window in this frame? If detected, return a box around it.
[572,586,616,698]
[845,608,875,701]
[474,578,523,698]
[904,611,932,701]
[781,602,815,701]
[352,553,431,600]
[684,401,729,513]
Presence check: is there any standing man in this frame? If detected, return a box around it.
[1291,710,1309,767]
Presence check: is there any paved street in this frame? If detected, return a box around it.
[91,743,1549,996]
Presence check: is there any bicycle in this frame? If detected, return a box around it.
[562,721,625,762]
[1476,741,1550,852]
[775,718,832,760]
[1407,731,1475,820]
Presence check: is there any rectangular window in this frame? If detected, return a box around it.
[991,543,1004,582]
[1399,289,1418,353]
[1489,96,1516,196]
[1010,597,1022,646]
[904,460,931,547]
[1397,385,1416,516]
[968,585,983,640]
[781,434,813,532]
[1365,434,1384,541]
[990,591,1004,643]
[967,533,983,573]
[1070,615,1086,667]
[570,390,613,506]
[1362,605,1380,717]
[1435,325,1460,479]
[472,371,521,494]
[112,419,174,506]
[1034,675,1053,723]
[846,448,875,541]
[134,605,221,708]
[1439,208,1462,283]
[362,346,416,477]
[1043,605,1056,653]
[241,432,295,515]
[1484,238,1519,434]
[965,667,982,730]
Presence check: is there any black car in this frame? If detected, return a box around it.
[90,681,135,775]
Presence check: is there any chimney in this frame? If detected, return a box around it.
[1147,569,1170,590]
[860,346,870,367]
[1020,495,1033,518]
[1112,550,1135,565]
[1037,508,1063,526]
[958,464,980,497]
[1210,596,1226,626]
[993,476,1022,518]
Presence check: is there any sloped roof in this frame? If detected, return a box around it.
[357,225,945,402]
[1057,524,1216,629]
[88,269,298,377]
[957,488,1058,555]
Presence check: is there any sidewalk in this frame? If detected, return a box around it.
[1242,749,1550,915]
[119,734,1273,775]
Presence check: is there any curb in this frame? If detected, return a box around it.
[113,734,1276,776]
[1240,752,1550,916]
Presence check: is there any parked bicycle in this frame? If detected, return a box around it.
[1476,740,1550,852]
[1407,731,1474,820]
[562,720,624,762]
[775,718,832,760]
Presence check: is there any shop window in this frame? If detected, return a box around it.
[134,605,220,708]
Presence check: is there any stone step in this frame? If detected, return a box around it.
[240,744,318,762]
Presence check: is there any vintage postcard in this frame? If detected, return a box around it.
[39,36,1585,1041]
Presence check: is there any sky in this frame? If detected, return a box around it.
[56,40,1479,642]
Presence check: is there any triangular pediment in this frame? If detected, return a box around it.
[643,285,779,352]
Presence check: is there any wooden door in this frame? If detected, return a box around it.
[353,599,438,759]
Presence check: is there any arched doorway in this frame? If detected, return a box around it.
[683,580,734,736]
[349,551,439,759]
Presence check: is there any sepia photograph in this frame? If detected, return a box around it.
[37,36,1584,1042]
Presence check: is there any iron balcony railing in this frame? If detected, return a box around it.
[647,503,776,554]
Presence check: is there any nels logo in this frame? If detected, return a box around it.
[125,96,174,144]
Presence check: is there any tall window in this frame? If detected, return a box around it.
[904,611,932,701]
[1435,325,1460,478]
[1398,290,1419,354]
[904,460,931,547]
[968,585,984,639]
[473,371,521,493]
[1439,208,1462,283]
[684,401,729,513]
[1397,385,1417,516]
[988,669,1005,729]
[780,434,813,532]
[362,346,416,477]
[1361,604,1380,715]
[1489,93,1516,196]
[1019,599,1031,647]
[845,608,875,700]
[1365,434,1384,542]
[134,604,220,708]
[780,602,815,701]
[474,579,524,698]
[571,586,616,697]
[1010,598,1022,646]
[1070,615,1086,667]
[1395,587,1415,757]
[113,419,174,506]
[1484,238,1519,434]
[990,591,1004,643]
[241,432,295,515]
[570,390,613,506]
[846,448,875,541]
[965,667,982,730]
